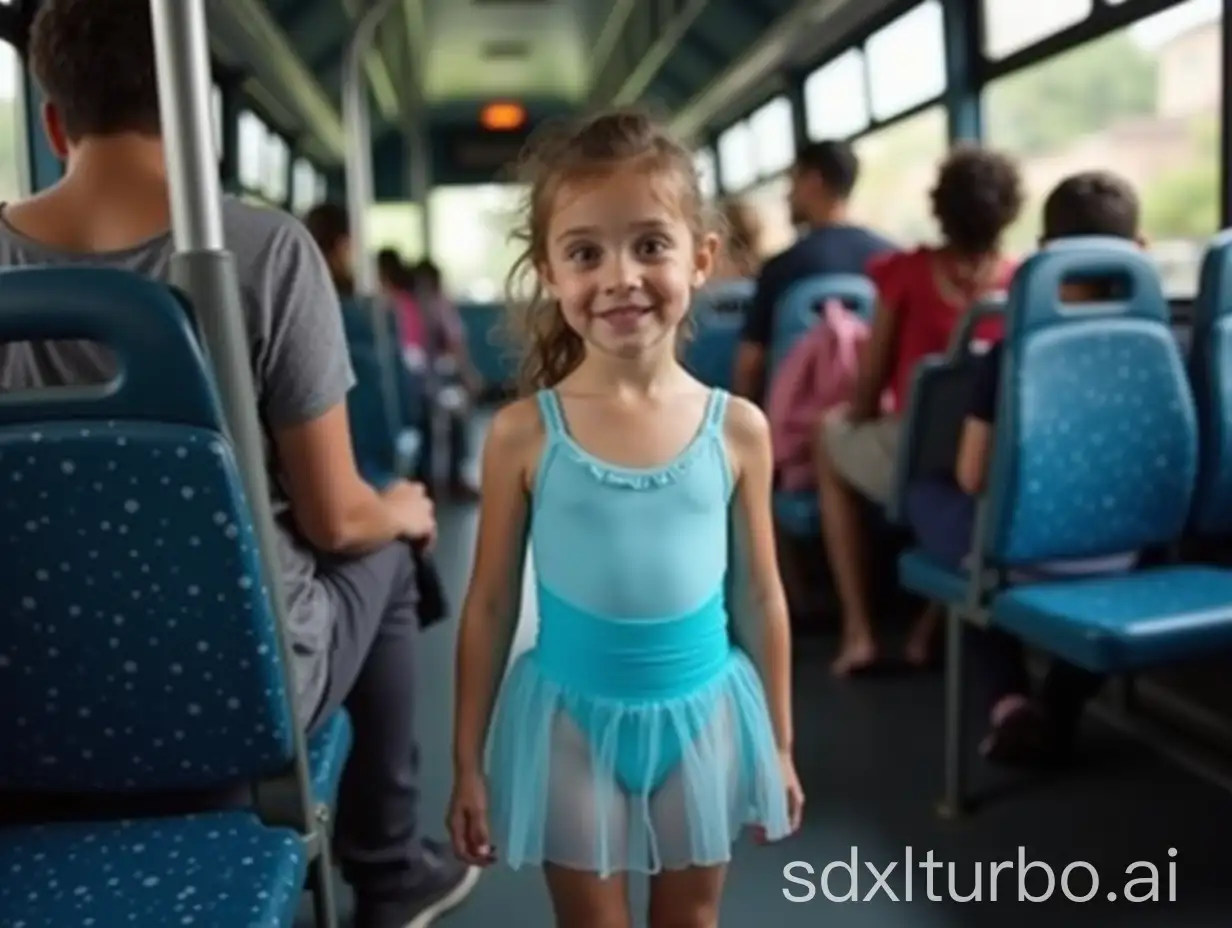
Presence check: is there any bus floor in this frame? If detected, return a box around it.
[298,483,1232,927]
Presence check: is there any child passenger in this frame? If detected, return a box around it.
[447,108,803,927]
[905,170,1145,766]
[816,145,1024,676]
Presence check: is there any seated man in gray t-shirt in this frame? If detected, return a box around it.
[0,2,478,926]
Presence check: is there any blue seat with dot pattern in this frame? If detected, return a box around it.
[1188,230,1232,536]
[893,306,1003,601]
[0,267,348,924]
[769,274,876,537]
[0,813,306,928]
[981,239,1232,672]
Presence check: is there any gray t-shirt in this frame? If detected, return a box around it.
[0,196,355,715]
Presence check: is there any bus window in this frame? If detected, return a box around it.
[850,106,948,246]
[428,185,524,302]
[865,1,946,121]
[803,49,869,141]
[237,110,265,193]
[0,42,23,200]
[983,0,1092,59]
[368,201,425,263]
[985,0,1222,296]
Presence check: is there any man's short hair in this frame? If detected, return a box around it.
[29,0,162,139]
[795,141,859,199]
[1042,171,1140,242]
[303,204,350,257]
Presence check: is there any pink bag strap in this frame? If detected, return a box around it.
[823,299,860,372]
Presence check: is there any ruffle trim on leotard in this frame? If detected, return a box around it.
[484,647,791,877]
[558,436,711,491]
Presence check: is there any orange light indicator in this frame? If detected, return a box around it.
[481,102,526,131]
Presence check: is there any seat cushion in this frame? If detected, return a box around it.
[898,549,969,604]
[0,812,306,928]
[774,490,818,536]
[991,565,1232,673]
[308,710,352,808]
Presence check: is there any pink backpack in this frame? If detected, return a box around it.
[766,299,868,491]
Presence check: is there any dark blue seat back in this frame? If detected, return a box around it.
[769,274,875,376]
[341,296,377,347]
[685,279,754,389]
[888,300,1005,523]
[342,295,423,427]
[694,278,755,317]
[457,301,512,388]
[0,268,294,793]
[983,238,1197,566]
[347,342,398,481]
[1188,230,1232,535]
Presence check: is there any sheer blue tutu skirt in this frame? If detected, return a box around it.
[484,586,790,876]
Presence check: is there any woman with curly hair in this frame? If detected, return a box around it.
[813,144,1024,677]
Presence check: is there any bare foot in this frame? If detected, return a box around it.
[903,605,941,667]
[831,638,876,676]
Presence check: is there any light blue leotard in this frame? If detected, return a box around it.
[484,388,789,876]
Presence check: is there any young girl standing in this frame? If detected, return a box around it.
[448,109,803,927]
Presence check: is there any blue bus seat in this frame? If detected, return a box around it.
[340,295,377,347]
[684,278,754,389]
[768,273,875,377]
[458,300,512,389]
[307,711,352,808]
[0,267,347,924]
[1188,229,1232,535]
[347,342,421,486]
[345,295,427,429]
[898,549,970,604]
[990,565,1232,671]
[887,298,1003,527]
[0,813,306,927]
[978,238,1232,673]
[768,274,875,536]
[892,301,1005,601]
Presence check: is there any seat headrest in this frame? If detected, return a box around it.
[779,273,876,318]
[1194,229,1232,327]
[1008,237,1165,335]
[0,267,222,429]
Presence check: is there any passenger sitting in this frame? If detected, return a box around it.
[815,146,1024,676]
[411,258,482,501]
[905,170,1145,767]
[732,140,894,402]
[0,3,478,926]
[377,247,430,372]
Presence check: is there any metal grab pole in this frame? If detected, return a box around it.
[343,0,404,470]
[148,0,320,841]
[149,0,223,252]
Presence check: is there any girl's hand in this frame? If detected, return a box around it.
[447,768,497,866]
[753,750,805,843]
